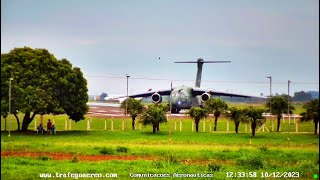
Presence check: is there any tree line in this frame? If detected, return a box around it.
[121,96,319,136]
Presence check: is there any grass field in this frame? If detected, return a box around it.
[1,112,316,133]
[1,104,319,180]
[1,129,319,180]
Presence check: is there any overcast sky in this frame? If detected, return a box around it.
[1,0,319,96]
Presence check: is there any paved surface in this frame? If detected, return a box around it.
[87,102,191,118]
[88,104,125,117]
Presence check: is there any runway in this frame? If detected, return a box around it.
[87,102,124,117]
[87,102,190,118]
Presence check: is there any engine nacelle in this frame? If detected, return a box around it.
[151,93,162,104]
[201,93,210,102]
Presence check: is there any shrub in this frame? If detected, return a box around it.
[116,146,129,153]
[165,154,178,164]
[208,162,222,172]
[259,145,269,152]
[70,155,79,163]
[152,160,164,168]
[99,147,114,155]
[237,156,264,169]
[38,156,50,161]
[222,149,231,153]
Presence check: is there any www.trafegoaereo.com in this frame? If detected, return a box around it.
[39,172,117,179]
[39,172,215,178]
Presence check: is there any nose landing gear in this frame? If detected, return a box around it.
[171,108,181,114]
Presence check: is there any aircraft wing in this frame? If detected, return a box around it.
[127,89,171,98]
[192,88,267,99]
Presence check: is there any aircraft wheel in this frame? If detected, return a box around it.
[171,108,180,114]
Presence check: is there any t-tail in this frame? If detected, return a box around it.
[174,58,231,88]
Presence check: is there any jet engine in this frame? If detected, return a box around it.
[151,93,162,104]
[201,92,210,102]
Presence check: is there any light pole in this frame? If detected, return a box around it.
[126,74,130,116]
[288,80,291,129]
[287,80,291,146]
[170,81,172,115]
[267,76,272,130]
[8,77,13,137]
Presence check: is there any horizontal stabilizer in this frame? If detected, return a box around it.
[174,61,230,63]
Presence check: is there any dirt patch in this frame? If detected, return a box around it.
[2,151,227,165]
[1,151,156,161]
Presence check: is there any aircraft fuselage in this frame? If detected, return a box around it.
[170,86,198,112]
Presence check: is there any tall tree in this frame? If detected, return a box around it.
[265,95,295,132]
[204,98,228,131]
[140,104,167,133]
[1,47,88,131]
[243,106,266,136]
[293,91,312,102]
[120,98,145,130]
[189,107,208,132]
[300,99,319,134]
[226,107,246,133]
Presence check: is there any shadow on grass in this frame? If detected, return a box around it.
[139,131,169,136]
[1,130,92,136]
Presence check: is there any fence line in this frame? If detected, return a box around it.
[2,115,316,134]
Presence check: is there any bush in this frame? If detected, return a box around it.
[38,156,50,161]
[70,155,79,163]
[116,146,129,153]
[99,147,114,155]
[208,162,222,172]
[165,154,179,164]
[152,160,164,168]
[237,156,264,169]
[222,149,231,153]
[259,145,269,152]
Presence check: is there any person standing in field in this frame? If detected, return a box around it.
[47,119,52,134]
[52,124,56,134]
[37,124,44,134]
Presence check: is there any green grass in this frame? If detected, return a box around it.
[1,130,319,180]
[1,105,319,180]
[1,112,316,133]
[1,151,318,179]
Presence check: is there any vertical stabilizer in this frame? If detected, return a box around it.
[195,59,204,87]
[174,58,231,88]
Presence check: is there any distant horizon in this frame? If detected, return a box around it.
[88,89,319,97]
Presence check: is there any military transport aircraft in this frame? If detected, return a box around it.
[125,58,265,113]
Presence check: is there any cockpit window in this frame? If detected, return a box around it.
[172,91,188,98]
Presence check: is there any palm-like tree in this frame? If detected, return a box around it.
[300,99,319,134]
[227,107,246,133]
[204,98,228,131]
[266,95,295,132]
[243,106,266,136]
[140,104,167,133]
[120,98,144,130]
[189,107,208,132]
